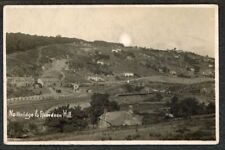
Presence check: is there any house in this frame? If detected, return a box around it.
[42,66,45,70]
[190,68,195,72]
[112,49,122,53]
[165,113,174,119]
[124,72,134,77]
[86,89,92,93]
[97,60,104,65]
[169,71,177,76]
[174,55,180,59]
[87,76,104,82]
[208,64,214,68]
[98,106,143,129]
[152,88,159,92]
[49,58,55,62]
[158,68,164,73]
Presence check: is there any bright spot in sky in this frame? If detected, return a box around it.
[119,33,132,46]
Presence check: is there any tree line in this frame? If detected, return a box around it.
[6,32,83,54]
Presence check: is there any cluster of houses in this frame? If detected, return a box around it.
[87,72,136,82]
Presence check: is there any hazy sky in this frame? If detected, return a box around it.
[4,5,217,57]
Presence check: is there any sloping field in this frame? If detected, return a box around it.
[132,76,214,84]
[18,114,215,141]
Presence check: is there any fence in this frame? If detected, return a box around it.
[7,94,78,103]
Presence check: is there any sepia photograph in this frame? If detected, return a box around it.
[3,5,219,145]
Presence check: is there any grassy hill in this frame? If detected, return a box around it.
[6,32,85,54]
[6,33,215,82]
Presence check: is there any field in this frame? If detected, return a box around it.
[17,114,215,141]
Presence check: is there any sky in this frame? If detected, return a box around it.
[4,5,217,57]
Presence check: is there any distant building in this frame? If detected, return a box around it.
[208,64,214,68]
[158,68,164,73]
[86,89,92,93]
[169,71,177,76]
[174,55,180,59]
[87,76,104,82]
[190,68,195,72]
[152,88,159,92]
[124,72,134,77]
[36,78,44,87]
[112,49,122,53]
[96,60,104,65]
[42,66,45,70]
[49,58,55,62]
[98,106,143,128]
[165,113,174,119]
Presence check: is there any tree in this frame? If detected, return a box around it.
[162,66,169,73]
[155,93,163,101]
[56,34,62,38]
[206,102,215,114]
[170,96,205,118]
[45,105,88,133]
[6,32,78,54]
[89,93,120,125]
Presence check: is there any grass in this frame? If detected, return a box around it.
[11,114,215,141]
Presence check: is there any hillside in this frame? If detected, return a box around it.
[6,32,85,54]
[6,33,215,83]
[6,33,216,141]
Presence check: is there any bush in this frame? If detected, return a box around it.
[123,84,144,93]
[206,102,215,114]
[170,96,206,118]
[45,105,88,133]
[8,120,27,138]
[7,120,39,138]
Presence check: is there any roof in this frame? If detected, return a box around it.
[99,111,143,127]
